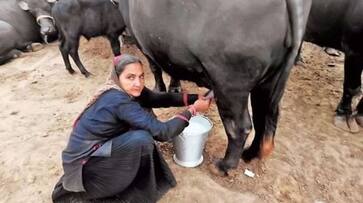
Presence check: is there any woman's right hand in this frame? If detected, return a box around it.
[190,98,211,113]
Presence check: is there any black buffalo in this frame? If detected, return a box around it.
[0,0,57,65]
[52,0,125,77]
[117,0,312,174]
[304,0,363,132]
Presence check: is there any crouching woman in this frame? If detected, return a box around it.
[52,54,211,202]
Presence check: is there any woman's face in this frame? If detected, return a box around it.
[118,62,145,97]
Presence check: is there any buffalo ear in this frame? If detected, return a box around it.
[18,1,29,10]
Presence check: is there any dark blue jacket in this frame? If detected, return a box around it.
[61,88,198,192]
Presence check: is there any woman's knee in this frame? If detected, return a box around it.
[126,130,154,150]
[112,130,154,150]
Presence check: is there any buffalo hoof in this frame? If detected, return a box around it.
[66,68,75,75]
[355,114,363,128]
[168,86,182,93]
[30,43,44,52]
[334,114,360,133]
[208,160,228,176]
[324,48,341,57]
[242,148,259,163]
[10,50,23,58]
[242,136,274,162]
[82,71,92,78]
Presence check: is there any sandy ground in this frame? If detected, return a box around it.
[0,38,362,203]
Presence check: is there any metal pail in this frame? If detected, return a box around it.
[173,115,213,167]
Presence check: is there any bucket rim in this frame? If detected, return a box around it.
[179,114,213,137]
[193,114,213,128]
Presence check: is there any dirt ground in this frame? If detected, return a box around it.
[0,38,362,203]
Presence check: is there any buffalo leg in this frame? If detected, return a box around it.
[356,98,363,128]
[334,54,362,133]
[212,90,252,174]
[168,77,182,93]
[294,41,304,65]
[0,49,22,65]
[0,56,9,65]
[242,86,277,162]
[146,56,167,92]
[59,39,75,74]
[144,55,181,92]
[242,66,290,162]
[68,38,91,77]
[107,35,121,56]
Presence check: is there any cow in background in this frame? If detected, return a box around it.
[52,0,125,77]
[117,0,312,174]
[304,0,363,133]
[0,0,57,65]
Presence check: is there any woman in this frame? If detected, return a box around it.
[52,54,212,202]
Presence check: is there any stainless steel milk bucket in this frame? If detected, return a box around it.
[173,115,213,167]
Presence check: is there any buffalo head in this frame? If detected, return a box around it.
[17,0,57,43]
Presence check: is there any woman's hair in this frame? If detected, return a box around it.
[113,54,143,77]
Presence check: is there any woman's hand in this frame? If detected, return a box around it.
[189,98,211,114]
